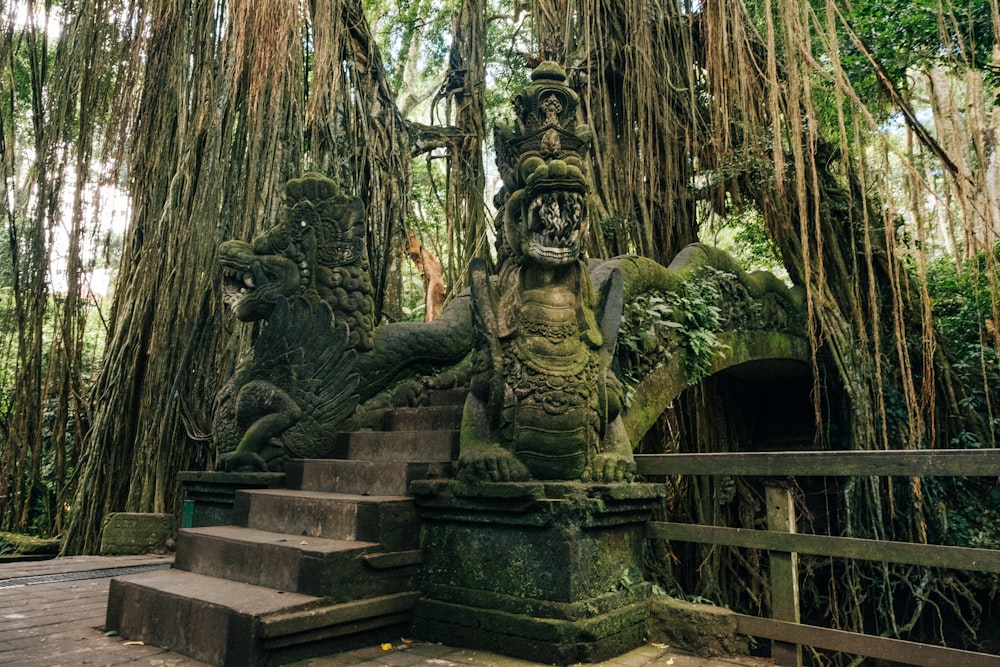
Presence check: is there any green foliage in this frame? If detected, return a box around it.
[399,252,430,321]
[406,151,455,295]
[926,254,997,358]
[484,0,530,132]
[742,0,997,119]
[699,204,785,277]
[837,0,995,96]
[370,0,452,105]
[618,291,678,397]
[925,476,1000,552]
[923,253,1000,445]
[618,268,732,392]
[674,273,730,383]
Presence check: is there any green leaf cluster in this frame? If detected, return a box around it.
[926,254,998,358]
[841,0,995,87]
[618,267,732,390]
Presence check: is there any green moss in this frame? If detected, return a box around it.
[0,531,60,555]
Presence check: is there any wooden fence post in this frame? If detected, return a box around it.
[766,483,802,667]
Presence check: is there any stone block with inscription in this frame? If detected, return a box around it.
[100,512,175,555]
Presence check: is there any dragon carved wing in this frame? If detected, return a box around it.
[249,295,360,459]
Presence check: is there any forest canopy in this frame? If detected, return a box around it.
[1,0,998,659]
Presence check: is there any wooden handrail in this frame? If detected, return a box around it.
[635,449,1000,476]
[646,521,1000,573]
[735,615,1000,667]
[638,448,1000,666]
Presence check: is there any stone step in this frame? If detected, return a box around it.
[258,590,421,653]
[107,568,418,667]
[334,430,458,462]
[174,525,418,600]
[233,489,419,551]
[286,459,451,496]
[106,568,320,666]
[424,388,468,407]
[381,404,464,431]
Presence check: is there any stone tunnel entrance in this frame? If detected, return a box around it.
[711,358,818,453]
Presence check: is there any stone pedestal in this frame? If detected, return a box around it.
[410,479,665,664]
[178,471,285,528]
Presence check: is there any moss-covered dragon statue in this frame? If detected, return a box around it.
[213,175,373,471]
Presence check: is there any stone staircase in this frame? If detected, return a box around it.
[106,391,465,667]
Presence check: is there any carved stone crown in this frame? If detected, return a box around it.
[495,61,592,193]
[283,172,366,268]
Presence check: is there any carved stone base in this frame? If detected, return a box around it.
[410,480,665,664]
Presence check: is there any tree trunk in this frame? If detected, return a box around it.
[63,0,305,554]
[447,0,488,272]
[307,0,411,321]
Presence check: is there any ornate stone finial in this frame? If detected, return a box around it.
[492,62,597,269]
[495,61,592,199]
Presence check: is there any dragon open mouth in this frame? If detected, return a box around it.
[526,190,587,266]
[221,263,260,309]
[219,240,300,321]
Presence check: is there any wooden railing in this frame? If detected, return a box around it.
[635,450,1000,667]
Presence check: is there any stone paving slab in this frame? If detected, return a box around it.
[285,641,774,666]
[0,556,774,667]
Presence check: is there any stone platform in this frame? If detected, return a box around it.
[0,555,771,667]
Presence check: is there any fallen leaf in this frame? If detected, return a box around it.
[400,637,414,644]
[381,642,393,651]
[104,630,118,637]
[652,642,669,649]
[123,640,145,646]
[300,540,308,545]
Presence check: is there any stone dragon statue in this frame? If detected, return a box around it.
[457,62,635,483]
[213,174,371,471]
[219,173,376,352]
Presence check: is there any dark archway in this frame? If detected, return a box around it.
[623,330,811,446]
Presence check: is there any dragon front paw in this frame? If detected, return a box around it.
[217,451,270,473]
[457,447,530,483]
[583,454,636,483]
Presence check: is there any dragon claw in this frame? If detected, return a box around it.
[457,447,530,483]
[584,454,637,483]
[218,451,269,473]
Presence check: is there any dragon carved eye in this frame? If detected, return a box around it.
[255,228,290,254]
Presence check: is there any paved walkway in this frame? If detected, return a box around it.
[0,556,771,667]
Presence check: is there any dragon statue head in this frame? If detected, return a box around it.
[220,173,375,351]
[495,61,594,268]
